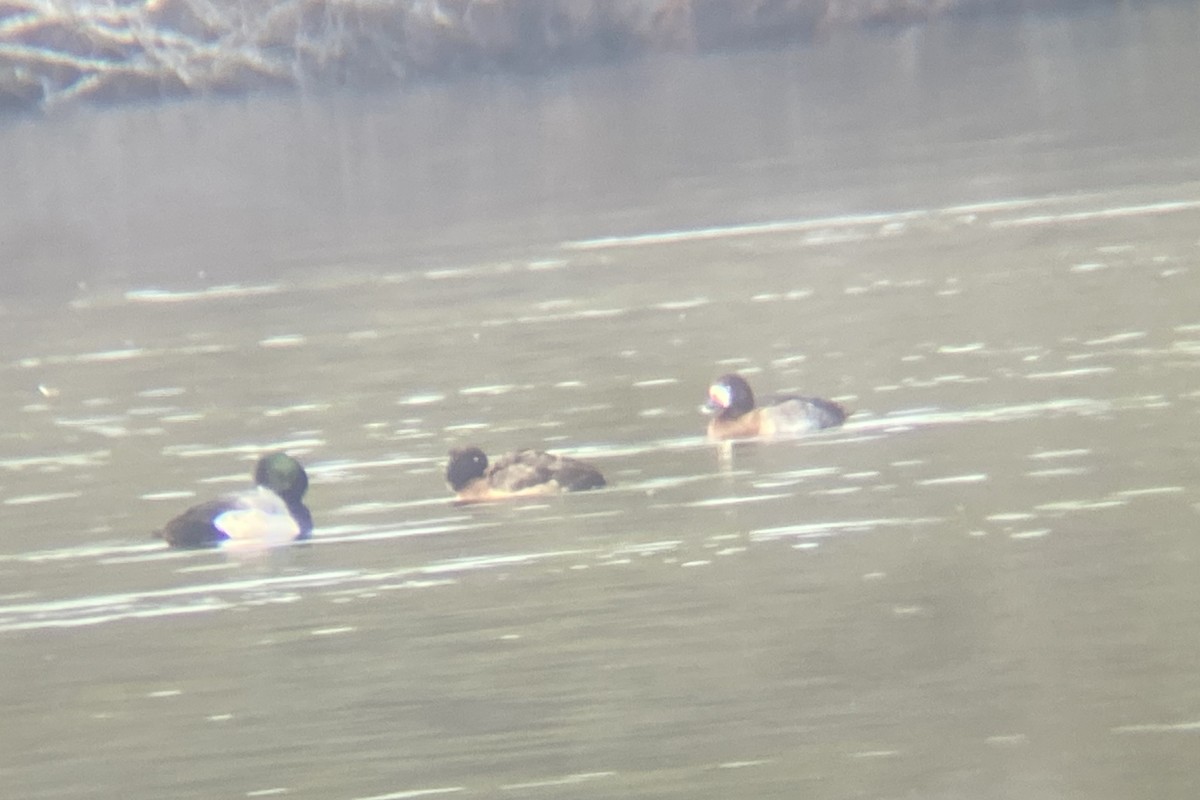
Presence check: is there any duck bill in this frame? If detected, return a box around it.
[701,399,723,416]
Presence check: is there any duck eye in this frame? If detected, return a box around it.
[709,383,732,409]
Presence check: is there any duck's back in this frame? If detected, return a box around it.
[763,394,847,434]
[489,450,606,493]
[157,498,236,548]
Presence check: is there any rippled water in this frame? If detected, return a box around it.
[3,4,1200,799]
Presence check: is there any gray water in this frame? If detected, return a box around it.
[3,4,1200,798]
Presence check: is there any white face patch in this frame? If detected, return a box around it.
[708,383,732,410]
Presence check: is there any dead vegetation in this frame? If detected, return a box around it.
[0,0,984,111]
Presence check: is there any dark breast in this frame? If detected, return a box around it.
[289,502,314,540]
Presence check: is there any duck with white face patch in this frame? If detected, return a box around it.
[702,373,847,441]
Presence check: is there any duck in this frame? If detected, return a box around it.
[445,446,606,503]
[703,373,846,440]
[155,452,313,549]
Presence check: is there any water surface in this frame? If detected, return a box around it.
[2,4,1200,799]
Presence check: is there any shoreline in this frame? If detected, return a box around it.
[0,0,1116,113]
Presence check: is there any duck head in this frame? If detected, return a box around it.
[446,447,489,492]
[702,373,756,419]
[254,452,309,504]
